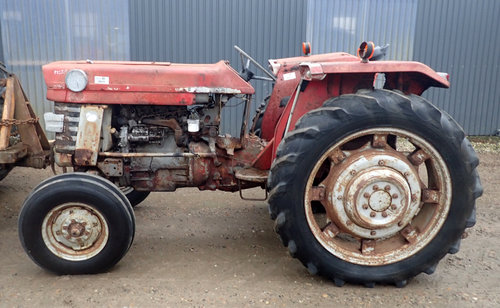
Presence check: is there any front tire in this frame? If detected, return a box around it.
[19,173,135,274]
[268,89,482,286]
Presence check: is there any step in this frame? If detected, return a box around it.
[235,167,269,183]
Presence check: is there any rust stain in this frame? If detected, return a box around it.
[74,149,93,165]
[422,189,439,203]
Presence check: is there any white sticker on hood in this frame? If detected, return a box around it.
[94,76,109,84]
[283,72,296,81]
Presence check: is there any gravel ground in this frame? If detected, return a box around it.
[0,145,499,307]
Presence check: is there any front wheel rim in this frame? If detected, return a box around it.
[41,203,109,261]
[304,128,451,266]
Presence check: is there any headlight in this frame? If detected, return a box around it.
[65,69,88,92]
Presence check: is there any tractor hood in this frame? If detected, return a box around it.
[43,60,254,105]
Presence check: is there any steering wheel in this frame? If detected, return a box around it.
[234,45,276,82]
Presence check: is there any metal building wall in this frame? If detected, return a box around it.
[306,0,417,60]
[307,0,499,135]
[129,0,307,135]
[1,0,497,136]
[0,0,130,134]
[413,0,500,135]
[0,21,3,63]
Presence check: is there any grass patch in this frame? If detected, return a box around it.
[468,136,500,153]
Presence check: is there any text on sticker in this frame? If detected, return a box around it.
[283,72,296,81]
[94,76,110,84]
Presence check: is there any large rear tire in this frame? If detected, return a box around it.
[121,186,150,208]
[268,89,482,287]
[19,173,135,274]
[0,164,12,181]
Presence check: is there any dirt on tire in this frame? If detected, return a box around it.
[0,152,499,307]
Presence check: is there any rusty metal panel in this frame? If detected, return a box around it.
[74,105,104,166]
[0,0,130,138]
[54,103,81,153]
[0,143,27,164]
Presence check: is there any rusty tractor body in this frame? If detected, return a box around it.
[12,44,482,287]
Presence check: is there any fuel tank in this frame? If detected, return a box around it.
[43,60,254,105]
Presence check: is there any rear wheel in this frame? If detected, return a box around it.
[0,164,12,181]
[19,173,135,274]
[268,89,482,287]
[121,186,150,207]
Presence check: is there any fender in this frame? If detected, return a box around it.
[253,60,450,170]
[300,60,449,94]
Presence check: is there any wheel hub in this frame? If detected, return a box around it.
[42,203,109,261]
[53,207,102,250]
[329,153,421,239]
[369,190,392,212]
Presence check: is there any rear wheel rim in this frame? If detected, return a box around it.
[41,202,109,261]
[304,128,451,266]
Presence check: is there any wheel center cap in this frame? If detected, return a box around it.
[68,223,85,237]
[369,191,391,212]
[52,207,102,251]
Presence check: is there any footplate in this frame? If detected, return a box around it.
[235,167,268,183]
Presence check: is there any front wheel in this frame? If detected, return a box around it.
[268,89,482,287]
[19,173,135,274]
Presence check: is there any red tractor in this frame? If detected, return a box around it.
[16,43,481,287]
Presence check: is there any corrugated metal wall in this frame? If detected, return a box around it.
[307,0,417,60]
[307,0,499,135]
[413,0,500,135]
[0,0,498,136]
[0,20,3,63]
[129,0,307,135]
[0,0,130,134]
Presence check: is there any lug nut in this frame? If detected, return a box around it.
[363,192,370,198]
[350,170,356,175]
[373,185,379,190]
[392,193,399,199]
[382,211,388,217]
[391,204,397,210]
[370,231,376,236]
[384,185,391,191]
[378,160,385,166]
[370,211,376,217]
[362,204,369,210]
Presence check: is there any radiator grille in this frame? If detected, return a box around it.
[54,103,81,153]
